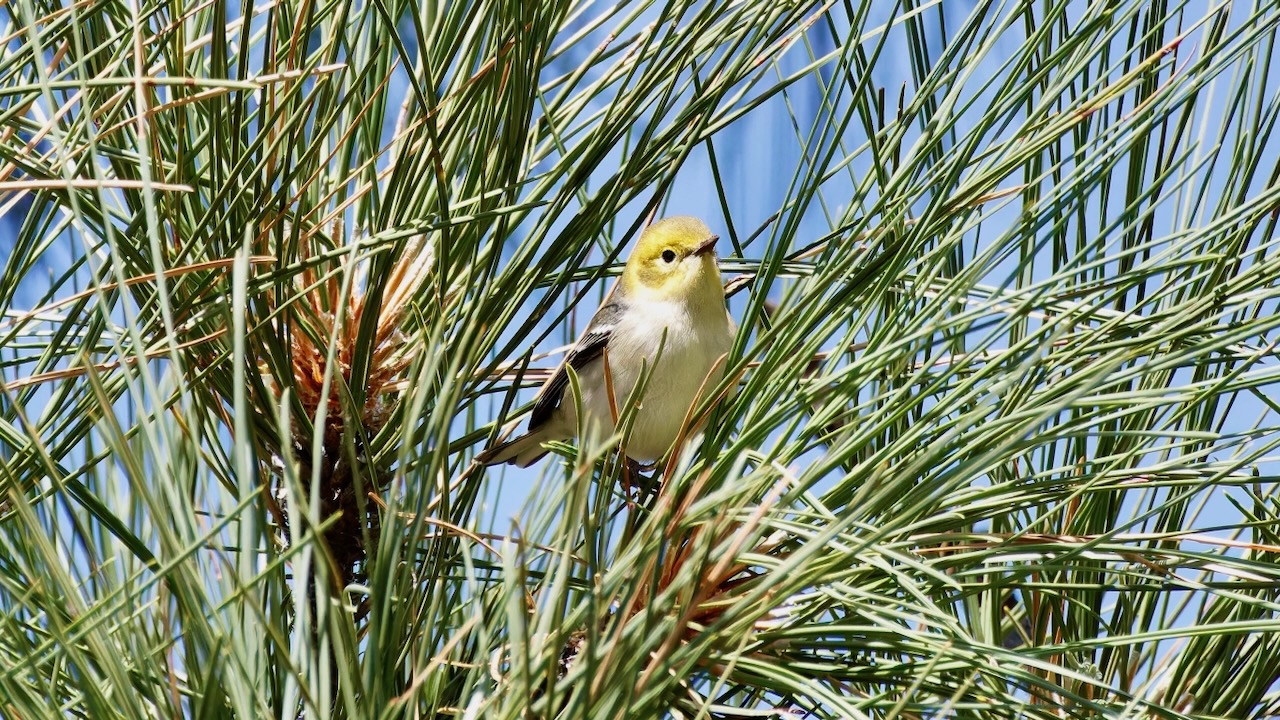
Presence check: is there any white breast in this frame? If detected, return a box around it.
[575,297,734,461]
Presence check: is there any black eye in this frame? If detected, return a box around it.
[661,249,676,263]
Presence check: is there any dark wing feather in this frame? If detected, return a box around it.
[528,301,623,430]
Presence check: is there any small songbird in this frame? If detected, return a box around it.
[480,216,736,467]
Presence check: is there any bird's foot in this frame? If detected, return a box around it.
[632,459,658,473]
[623,457,661,499]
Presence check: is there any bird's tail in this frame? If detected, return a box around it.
[475,430,550,468]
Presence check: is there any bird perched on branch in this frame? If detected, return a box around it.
[480,216,736,467]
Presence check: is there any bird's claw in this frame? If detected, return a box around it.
[623,457,661,498]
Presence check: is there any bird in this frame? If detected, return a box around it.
[480,216,736,468]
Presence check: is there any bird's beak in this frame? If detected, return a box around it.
[693,234,719,256]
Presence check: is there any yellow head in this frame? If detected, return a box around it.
[621,216,723,303]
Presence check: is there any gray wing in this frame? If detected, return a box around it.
[528,300,624,430]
